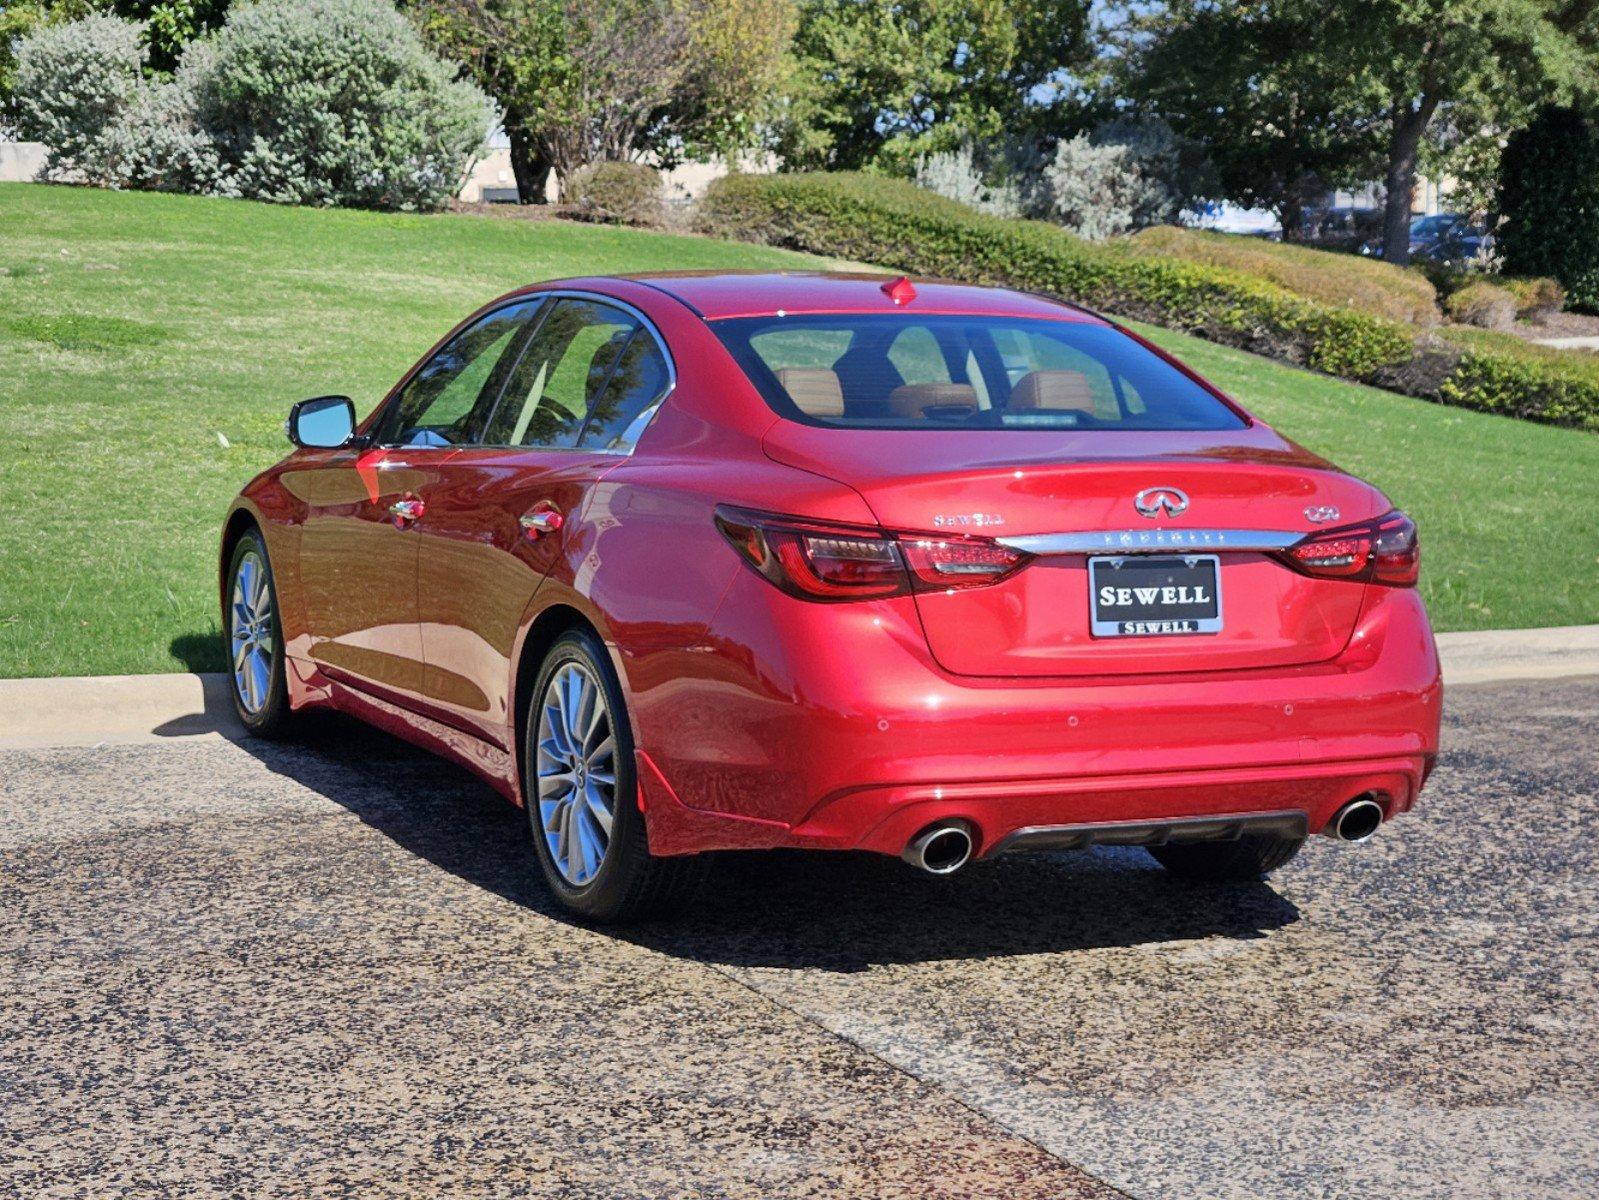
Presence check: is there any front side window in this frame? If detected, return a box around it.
[714,314,1246,432]
[378,301,540,447]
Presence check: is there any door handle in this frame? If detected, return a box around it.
[519,508,564,539]
[389,497,425,525]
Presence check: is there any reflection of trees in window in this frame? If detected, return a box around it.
[386,303,533,444]
[483,299,638,449]
[580,334,670,450]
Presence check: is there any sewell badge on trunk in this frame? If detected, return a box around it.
[1089,554,1222,637]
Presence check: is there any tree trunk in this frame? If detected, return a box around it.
[1279,193,1305,244]
[1380,98,1438,264]
[507,124,552,205]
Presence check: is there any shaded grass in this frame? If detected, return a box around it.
[0,183,1595,678]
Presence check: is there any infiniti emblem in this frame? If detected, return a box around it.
[1133,486,1189,519]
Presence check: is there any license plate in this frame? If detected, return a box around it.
[1089,554,1222,637]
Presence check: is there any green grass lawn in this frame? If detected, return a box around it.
[2,183,1596,678]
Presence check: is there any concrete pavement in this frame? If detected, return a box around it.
[0,668,1595,1196]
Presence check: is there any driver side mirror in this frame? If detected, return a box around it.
[287,395,356,448]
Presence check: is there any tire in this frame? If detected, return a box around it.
[1148,834,1304,882]
[524,628,705,923]
[224,528,295,738]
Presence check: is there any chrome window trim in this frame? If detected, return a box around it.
[996,528,1304,555]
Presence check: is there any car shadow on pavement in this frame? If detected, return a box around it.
[234,712,1301,971]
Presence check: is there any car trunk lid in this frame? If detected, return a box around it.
[762,422,1387,677]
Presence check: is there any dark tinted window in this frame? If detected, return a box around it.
[714,314,1246,431]
[379,301,540,447]
[482,299,638,449]
[578,332,671,451]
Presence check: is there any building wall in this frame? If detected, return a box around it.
[0,142,47,183]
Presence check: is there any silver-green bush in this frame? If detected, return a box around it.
[13,15,147,185]
[192,0,491,210]
[13,0,491,212]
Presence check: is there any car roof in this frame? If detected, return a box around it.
[602,271,1106,323]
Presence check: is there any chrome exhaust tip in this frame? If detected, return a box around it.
[1326,795,1385,842]
[903,822,974,875]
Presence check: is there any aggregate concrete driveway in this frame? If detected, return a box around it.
[1,677,1595,1199]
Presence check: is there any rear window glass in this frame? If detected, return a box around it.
[713,314,1246,431]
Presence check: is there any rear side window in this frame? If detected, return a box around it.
[479,297,672,452]
[578,331,671,451]
[713,314,1246,431]
[483,299,636,449]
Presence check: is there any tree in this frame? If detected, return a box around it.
[1345,0,1598,264]
[1497,105,1599,309]
[778,0,1094,171]
[409,0,793,202]
[1110,0,1382,240]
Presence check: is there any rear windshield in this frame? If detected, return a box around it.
[712,314,1247,431]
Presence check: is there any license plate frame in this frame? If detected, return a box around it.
[1089,554,1223,638]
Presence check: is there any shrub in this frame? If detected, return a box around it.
[563,161,664,226]
[914,144,1022,218]
[1130,226,1440,326]
[16,0,489,211]
[1438,329,1599,431]
[13,16,231,194]
[1443,280,1516,330]
[1037,135,1158,240]
[191,0,490,211]
[1499,276,1566,320]
[1497,107,1599,313]
[12,15,146,185]
[697,171,1599,432]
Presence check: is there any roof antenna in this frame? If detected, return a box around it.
[881,276,917,305]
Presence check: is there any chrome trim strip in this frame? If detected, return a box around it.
[996,528,1303,555]
[987,809,1309,858]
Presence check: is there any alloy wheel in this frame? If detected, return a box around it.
[535,662,618,886]
[230,550,275,715]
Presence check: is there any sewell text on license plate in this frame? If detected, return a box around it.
[1089,554,1222,637]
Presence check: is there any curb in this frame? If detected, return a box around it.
[2,626,1597,750]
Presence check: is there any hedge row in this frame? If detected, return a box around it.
[1129,224,1441,327]
[697,172,1599,433]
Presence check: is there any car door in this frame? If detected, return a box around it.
[295,299,540,704]
[411,296,673,745]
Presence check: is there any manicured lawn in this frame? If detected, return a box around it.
[1,184,1595,677]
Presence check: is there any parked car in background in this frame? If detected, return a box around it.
[221,272,1441,922]
[1361,213,1490,264]
[1300,205,1383,252]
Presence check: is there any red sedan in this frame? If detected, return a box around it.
[221,272,1441,921]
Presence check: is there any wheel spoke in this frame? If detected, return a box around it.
[585,735,614,769]
[584,782,614,837]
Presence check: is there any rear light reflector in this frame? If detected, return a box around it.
[901,538,1026,589]
[1283,511,1418,587]
[715,506,1028,601]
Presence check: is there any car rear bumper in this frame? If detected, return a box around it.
[632,577,1442,858]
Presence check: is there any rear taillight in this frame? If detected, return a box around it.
[714,506,1027,601]
[1282,511,1419,587]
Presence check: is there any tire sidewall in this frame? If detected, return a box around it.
[524,629,646,918]
[225,530,289,734]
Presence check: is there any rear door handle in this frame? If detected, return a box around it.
[519,508,564,538]
[389,497,425,525]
